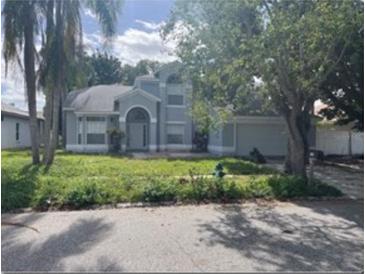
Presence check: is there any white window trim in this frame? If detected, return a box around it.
[166,105,186,109]
[166,121,186,125]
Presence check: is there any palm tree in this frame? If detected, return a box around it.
[39,0,123,165]
[3,0,41,164]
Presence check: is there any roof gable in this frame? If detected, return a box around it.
[115,87,161,103]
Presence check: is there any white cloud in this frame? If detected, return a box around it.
[84,8,97,20]
[135,19,165,31]
[84,26,177,65]
[1,49,45,111]
[1,24,177,110]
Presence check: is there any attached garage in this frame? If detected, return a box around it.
[208,116,288,156]
[235,120,287,156]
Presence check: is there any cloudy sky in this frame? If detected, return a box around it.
[1,0,177,110]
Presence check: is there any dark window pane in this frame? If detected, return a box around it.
[87,134,105,144]
[78,134,82,144]
[167,134,183,144]
[167,95,184,105]
[87,117,105,122]
[127,108,148,122]
[15,123,19,141]
[166,74,182,84]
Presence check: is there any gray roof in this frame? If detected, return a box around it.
[135,74,158,81]
[63,84,133,112]
[1,102,44,120]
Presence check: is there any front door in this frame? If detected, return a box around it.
[128,123,148,150]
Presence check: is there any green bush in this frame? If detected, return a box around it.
[31,177,65,209]
[141,178,178,202]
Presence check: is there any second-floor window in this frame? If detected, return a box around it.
[167,95,184,106]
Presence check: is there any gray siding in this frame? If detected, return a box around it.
[209,128,223,146]
[166,108,187,122]
[141,81,160,98]
[118,94,158,119]
[1,115,31,149]
[236,123,287,156]
[65,111,77,145]
[222,124,234,147]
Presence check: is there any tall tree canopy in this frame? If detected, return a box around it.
[86,51,123,86]
[319,21,363,131]
[163,0,363,178]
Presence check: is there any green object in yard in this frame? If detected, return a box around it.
[213,162,225,178]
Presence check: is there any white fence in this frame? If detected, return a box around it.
[316,128,364,155]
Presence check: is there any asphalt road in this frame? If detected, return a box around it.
[2,200,363,272]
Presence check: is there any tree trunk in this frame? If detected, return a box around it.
[284,108,309,179]
[24,7,40,164]
[44,85,61,165]
[42,90,53,163]
[43,0,64,165]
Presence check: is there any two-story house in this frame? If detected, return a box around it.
[63,62,194,153]
[63,61,308,156]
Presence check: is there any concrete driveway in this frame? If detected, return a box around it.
[2,200,363,272]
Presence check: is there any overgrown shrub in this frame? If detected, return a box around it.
[2,150,342,211]
[141,178,178,202]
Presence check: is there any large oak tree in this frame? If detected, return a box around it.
[163,0,363,178]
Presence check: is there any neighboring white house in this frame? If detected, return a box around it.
[1,103,44,149]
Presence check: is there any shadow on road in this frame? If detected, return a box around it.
[198,202,363,272]
[2,217,122,272]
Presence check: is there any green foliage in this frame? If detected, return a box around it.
[163,0,363,176]
[85,51,123,86]
[121,59,161,85]
[319,13,364,130]
[142,178,178,202]
[2,150,341,211]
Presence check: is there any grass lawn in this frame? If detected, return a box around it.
[2,150,342,211]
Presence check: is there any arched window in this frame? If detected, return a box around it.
[126,107,149,123]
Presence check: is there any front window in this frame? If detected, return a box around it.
[167,125,184,144]
[86,117,106,144]
[15,123,19,141]
[78,117,82,144]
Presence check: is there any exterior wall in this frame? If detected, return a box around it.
[140,81,160,98]
[65,144,109,153]
[208,116,288,156]
[65,111,77,145]
[117,93,159,151]
[65,113,117,153]
[222,124,234,147]
[236,123,287,156]
[158,65,193,151]
[316,128,364,155]
[1,115,31,149]
[118,94,158,120]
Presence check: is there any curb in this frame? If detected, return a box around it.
[3,196,362,214]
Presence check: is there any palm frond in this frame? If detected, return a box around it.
[2,0,26,75]
[84,0,123,37]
